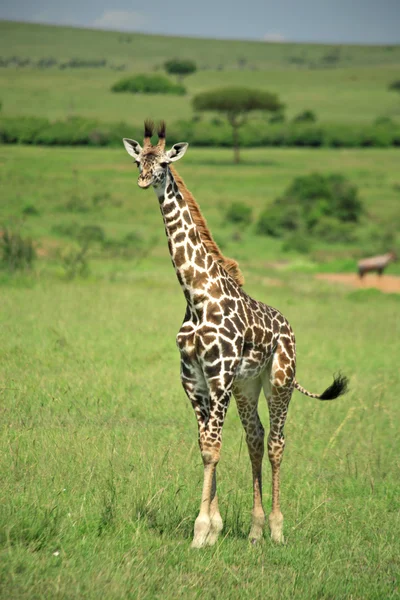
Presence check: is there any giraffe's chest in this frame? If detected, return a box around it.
[176,323,197,359]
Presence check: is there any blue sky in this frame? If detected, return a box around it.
[1,0,399,44]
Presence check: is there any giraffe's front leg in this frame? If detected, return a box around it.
[191,367,237,548]
[180,357,224,548]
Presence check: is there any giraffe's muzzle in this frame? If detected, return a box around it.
[137,179,152,189]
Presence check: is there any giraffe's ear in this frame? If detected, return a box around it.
[123,138,142,160]
[166,142,189,163]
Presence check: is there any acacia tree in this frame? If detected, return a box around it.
[164,59,197,83]
[193,87,283,163]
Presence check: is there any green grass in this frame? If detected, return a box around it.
[0,21,400,124]
[0,144,400,598]
[1,145,399,275]
[0,260,399,599]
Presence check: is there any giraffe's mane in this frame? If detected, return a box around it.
[169,165,244,287]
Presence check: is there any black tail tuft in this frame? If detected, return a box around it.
[319,373,349,401]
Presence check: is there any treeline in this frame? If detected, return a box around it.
[0,56,126,70]
[1,115,400,148]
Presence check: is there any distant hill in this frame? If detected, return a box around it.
[0,21,399,126]
[1,20,400,71]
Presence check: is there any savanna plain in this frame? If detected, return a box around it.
[0,21,400,600]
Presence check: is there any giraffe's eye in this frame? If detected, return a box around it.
[160,161,168,169]
[134,160,140,167]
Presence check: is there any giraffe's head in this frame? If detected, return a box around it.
[123,120,188,189]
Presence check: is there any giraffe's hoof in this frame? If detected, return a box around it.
[191,516,211,549]
[248,530,263,545]
[205,515,223,546]
[191,537,208,549]
[271,531,285,544]
[249,514,265,544]
[269,511,284,544]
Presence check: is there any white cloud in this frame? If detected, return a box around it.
[92,10,147,32]
[263,32,286,42]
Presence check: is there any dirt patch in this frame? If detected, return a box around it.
[316,273,400,294]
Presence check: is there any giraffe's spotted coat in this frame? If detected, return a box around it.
[122,124,348,548]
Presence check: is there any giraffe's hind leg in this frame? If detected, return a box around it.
[233,377,265,543]
[262,346,295,544]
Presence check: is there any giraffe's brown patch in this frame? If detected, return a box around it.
[183,210,192,225]
[163,202,177,215]
[253,326,264,344]
[274,369,286,385]
[206,303,223,325]
[220,338,234,355]
[203,342,220,363]
[280,323,290,336]
[272,319,280,334]
[174,246,186,267]
[222,320,237,337]
[278,351,291,368]
[208,281,222,299]
[187,227,198,245]
[174,231,186,245]
[193,272,208,287]
[183,266,194,282]
[197,255,206,270]
[281,336,293,354]
[189,246,198,264]
[223,297,236,314]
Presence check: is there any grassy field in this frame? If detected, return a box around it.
[0,144,400,598]
[0,21,400,124]
[1,144,400,276]
[1,22,400,597]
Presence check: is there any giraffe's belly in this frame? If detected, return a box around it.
[235,349,272,381]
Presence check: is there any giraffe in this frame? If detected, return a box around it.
[123,120,349,548]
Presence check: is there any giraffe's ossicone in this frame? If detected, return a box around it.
[123,120,348,548]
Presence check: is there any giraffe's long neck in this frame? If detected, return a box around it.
[154,168,217,308]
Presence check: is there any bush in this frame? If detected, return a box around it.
[77,225,106,245]
[58,243,90,280]
[269,112,285,124]
[1,115,400,149]
[225,202,252,225]
[292,110,317,123]
[22,203,40,216]
[312,216,355,243]
[374,116,394,126]
[164,59,196,79]
[1,229,36,272]
[256,173,363,243]
[0,116,49,143]
[388,80,400,92]
[282,231,312,254]
[111,74,186,95]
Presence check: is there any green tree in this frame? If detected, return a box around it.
[256,172,363,242]
[193,87,283,162]
[164,59,197,83]
[388,79,400,92]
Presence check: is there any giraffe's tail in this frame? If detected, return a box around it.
[294,373,349,401]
